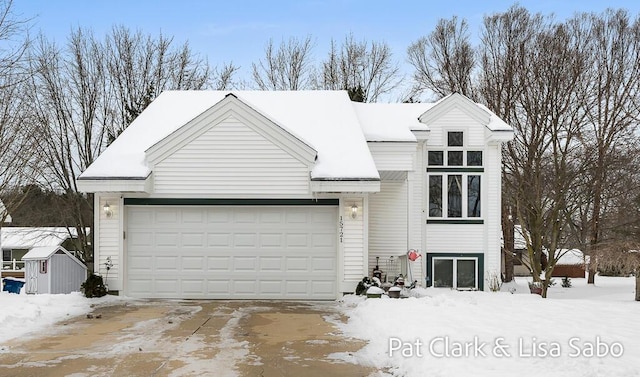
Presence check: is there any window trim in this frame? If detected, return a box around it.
[426,253,484,290]
[427,172,483,220]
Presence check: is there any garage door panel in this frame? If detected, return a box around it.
[182,279,205,293]
[155,209,178,223]
[182,209,205,224]
[312,233,336,247]
[129,256,153,273]
[312,281,335,295]
[208,233,232,246]
[234,210,257,223]
[127,205,337,299]
[207,256,230,271]
[259,280,283,294]
[233,280,257,294]
[182,256,205,271]
[233,233,257,247]
[208,211,231,223]
[260,233,283,248]
[129,232,154,247]
[259,257,283,271]
[260,211,283,223]
[286,234,309,247]
[156,256,179,271]
[233,256,257,272]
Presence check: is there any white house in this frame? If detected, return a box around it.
[77,91,513,299]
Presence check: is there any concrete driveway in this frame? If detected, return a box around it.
[0,300,374,377]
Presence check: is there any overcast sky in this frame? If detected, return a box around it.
[14,0,640,100]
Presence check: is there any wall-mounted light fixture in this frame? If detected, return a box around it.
[103,202,113,218]
[350,204,358,219]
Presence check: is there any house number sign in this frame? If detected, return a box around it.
[339,215,344,243]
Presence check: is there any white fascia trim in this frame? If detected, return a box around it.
[485,129,515,145]
[311,180,380,193]
[76,177,152,193]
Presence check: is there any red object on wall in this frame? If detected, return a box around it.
[408,249,421,262]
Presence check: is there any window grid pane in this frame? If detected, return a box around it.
[447,175,462,217]
[428,151,443,166]
[467,175,481,217]
[456,259,477,288]
[434,259,454,288]
[429,175,443,217]
[467,151,483,166]
[448,131,463,146]
[448,151,463,166]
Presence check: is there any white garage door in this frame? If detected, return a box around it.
[126,205,337,299]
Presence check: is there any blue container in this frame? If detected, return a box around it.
[2,278,25,294]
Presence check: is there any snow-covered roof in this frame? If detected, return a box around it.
[80,90,379,180]
[22,246,61,260]
[476,103,513,132]
[547,249,588,265]
[352,102,431,141]
[0,227,79,249]
[79,90,513,182]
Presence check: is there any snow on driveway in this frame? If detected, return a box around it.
[0,291,126,345]
[334,277,640,377]
[1,277,638,377]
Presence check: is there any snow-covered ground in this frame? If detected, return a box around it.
[0,291,126,344]
[334,276,640,377]
[1,276,638,377]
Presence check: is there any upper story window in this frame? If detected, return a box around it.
[427,131,483,221]
[428,131,483,168]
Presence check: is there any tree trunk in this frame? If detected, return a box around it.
[636,274,640,301]
[502,204,515,282]
[587,264,596,284]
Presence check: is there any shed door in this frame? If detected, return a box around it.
[125,206,338,299]
[25,261,38,294]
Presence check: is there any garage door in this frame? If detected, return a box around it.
[125,205,337,299]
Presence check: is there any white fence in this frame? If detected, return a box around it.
[1,259,25,271]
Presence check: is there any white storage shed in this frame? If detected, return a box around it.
[23,246,87,294]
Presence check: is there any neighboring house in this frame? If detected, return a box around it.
[77,91,513,299]
[1,227,83,278]
[512,225,587,278]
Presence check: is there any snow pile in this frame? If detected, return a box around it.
[336,277,639,377]
[0,291,124,344]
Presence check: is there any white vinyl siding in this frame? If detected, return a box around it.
[126,206,337,299]
[341,198,366,288]
[426,107,485,148]
[153,118,311,197]
[96,194,121,290]
[368,181,408,279]
[50,253,87,294]
[484,144,502,274]
[367,142,416,171]
[426,224,485,252]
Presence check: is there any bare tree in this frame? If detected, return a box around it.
[504,14,591,297]
[105,26,211,139]
[565,10,640,284]
[408,17,476,99]
[0,0,37,225]
[213,61,241,90]
[251,36,315,90]
[320,34,400,102]
[27,27,214,265]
